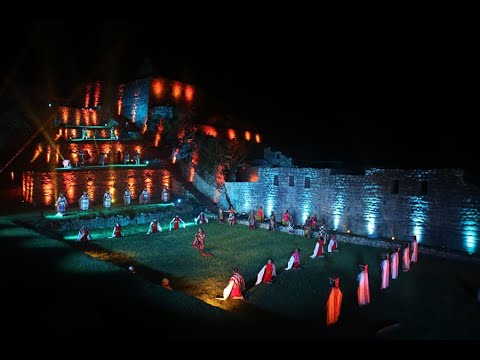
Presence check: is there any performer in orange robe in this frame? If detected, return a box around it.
[357,264,370,306]
[326,277,343,326]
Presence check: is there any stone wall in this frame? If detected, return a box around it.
[23,168,185,207]
[194,166,480,254]
[121,78,150,126]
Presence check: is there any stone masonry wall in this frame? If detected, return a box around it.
[218,167,480,254]
[121,78,150,126]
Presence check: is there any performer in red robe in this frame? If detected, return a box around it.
[220,268,246,300]
[255,259,277,284]
[326,277,343,326]
[192,228,206,252]
[77,225,91,242]
[310,236,325,258]
[169,215,185,230]
[146,218,161,235]
[390,247,400,280]
[110,222,124,238]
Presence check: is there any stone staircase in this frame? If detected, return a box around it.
[165,162,219,216]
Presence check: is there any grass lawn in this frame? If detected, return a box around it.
[58,220,480,339]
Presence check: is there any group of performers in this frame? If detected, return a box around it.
[56,187,172,214]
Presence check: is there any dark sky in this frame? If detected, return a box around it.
[1,21,477,172]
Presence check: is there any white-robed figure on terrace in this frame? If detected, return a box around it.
[55,192,68,216]
[380,254,390,290]
[123,188,131,206]
[357,264,370,306]
[78,191,91,211]
[411,236,419,263]
[103,189,112,208]
[161,187,169,202]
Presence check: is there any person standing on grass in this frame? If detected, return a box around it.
[248,210,256,229]
[380,254,390,290]
[269,211,276,232]
[192,227,206,252]
[411,236,419,263]
[390,246,400,280]
[402,244,410,272]
[357,264,370,306]
[256,206,264,222]
[326,277,343,326]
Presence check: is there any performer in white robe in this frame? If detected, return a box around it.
[411,236,419,263]
[103,190,112,208]
[255,259,277,285]
[380,254,390,290]
[357,264,370,306]
[390,247,400,280]
[402,244,410,272]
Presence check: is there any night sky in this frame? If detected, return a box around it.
[1,22,477,175]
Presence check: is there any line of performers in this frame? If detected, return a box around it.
[55,187,172,215]
[220,235,419,328]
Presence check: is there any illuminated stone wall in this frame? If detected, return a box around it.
[218,167,480,254]
[23,168,184,208]
[121,78,150,126]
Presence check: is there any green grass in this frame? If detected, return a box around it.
[60,221,480,339]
